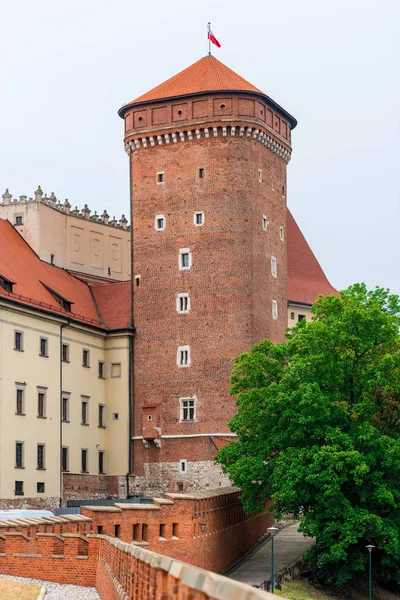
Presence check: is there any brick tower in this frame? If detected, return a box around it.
[118,56,297,496]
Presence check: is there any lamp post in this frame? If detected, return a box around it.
[268,526,279,593]
[365,545,375,600]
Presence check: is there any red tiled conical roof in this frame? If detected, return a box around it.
[119,56,297,127]
[287,210,337,305]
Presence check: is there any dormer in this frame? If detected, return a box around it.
[41,282,73,312]
[0,274,15,293]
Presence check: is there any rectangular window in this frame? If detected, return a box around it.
[111,363,121,378]
[16,387,25,415]
[155,215,165,231]
[81,449,88,473]
[98,404,105,428]
[98,451,105,474]
[0,275,14,293]
[37,444,45,470]
[194,212,204,226]
[271,256,277,278]
[62,394,69,422]
[262,215,269,231]
[15,481,24,496]
[82,349,90,367]
[179,249,191,270]
[298,314,306,322]
[16,442,24,468]
[280,226,284,241]
[62,447,69,472]
[98,361,105,378]
[39,337,48,357]
[142,524,148,541]
[199,168,205,179]
[272,300,278,320]
[14,331,23,351]
[180,398,196,421]
[258,168,263,183]
[133,523,140,541]
[172,523,179,538]
[179,459,187,473]
[115,524,120,538]
[177,346,190,367]
[37,482,45,494]
[81,399,89,425]
[15,216,23,225]
[176,293,190,314]
[290,312,295,320]
[159,523,166,538]
[97,525,103,534]
[175,482,184,492]
[157,172,164,184]
[62,344,69,362]
[37,391,46,418]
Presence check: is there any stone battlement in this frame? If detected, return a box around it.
[1,186,129,230]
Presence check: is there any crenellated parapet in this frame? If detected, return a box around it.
[1,186,129,230]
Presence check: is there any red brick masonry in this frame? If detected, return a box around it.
[0,487,275,599]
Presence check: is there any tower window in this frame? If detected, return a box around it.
[262,215,269,231]
[179,249,192,270]
[280,226,284,241]
[282,186,285,196]
[177,293,190,314]
[180,398,196,421]
[177,346,191,367]
[50,254,55,265]
[15,216,23,226]
[272,300,278,320]
[155,215,165,231]
[157,172,164,184]
[194,212,204,226]
[271,256,277,278]
[179,459,187,473]
[258,169,263,183]
[135,275,141,287]
[199,168,205,179]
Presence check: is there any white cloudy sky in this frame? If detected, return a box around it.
[1,0,399,295]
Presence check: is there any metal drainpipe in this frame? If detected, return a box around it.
[59,321,69,508]
[126,142,135,497]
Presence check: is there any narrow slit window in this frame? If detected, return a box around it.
[39,338,48,357]
[16,442,24,468]
[258,169,263,183]
[280,226,284,241]
[38,391,46,417]
[82,349,90,367]
[262,215,269,231]
[62,447,69,472]
[199,168,205,179]
[155,215,165,231]
[179,249,191,270]
[272,300,278,320]
[81,449,88,473]
[157,172,164,184]
[271,256,277,278]
[15,331,23,351]
[177,293,190,314]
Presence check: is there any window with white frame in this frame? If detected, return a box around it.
[271,256,277,278]
[177,346,191,367]
[180,397,196,421]
[258,168,263,183]
[179,459,187,473]
[62,393,70,422]
[155,215,165,231]
[81,397,89,425]
[280,226,284,241]
[176,293,190,314]
[272,300,278,320]
[194,212,204,226]
[262,215,269,231]
[179,249,191,270]
[37,387,46,418]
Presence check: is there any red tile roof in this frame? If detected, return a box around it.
[287,210,337,305]
[128,56,263,105]
[91,281,131,330]
[119,56,297,127]
[0,219,131,330]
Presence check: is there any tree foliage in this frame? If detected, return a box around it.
[216,284,400,587]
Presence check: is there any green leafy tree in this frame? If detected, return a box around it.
[216,284,400,587]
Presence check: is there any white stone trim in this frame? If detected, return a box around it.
[179,248,192,271]
[177,345,191,367]
[194,211,204,227]
[155,214,165,231]
[176,293,190,314]
[132,433,237,440]
[125,125,291,163]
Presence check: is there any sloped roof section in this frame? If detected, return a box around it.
[119,56,297,127]
[287,210,337,305]
[0,219,131,330]
[91,281,131,330]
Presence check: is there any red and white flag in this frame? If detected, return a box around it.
[208,28,221,48]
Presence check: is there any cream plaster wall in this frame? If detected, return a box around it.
[0,200,130,281]
[287,304,312,328]
[0,303,130,502]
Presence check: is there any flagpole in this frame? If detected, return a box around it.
[208,22,211,56]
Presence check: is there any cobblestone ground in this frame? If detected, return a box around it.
[0,575,100,599]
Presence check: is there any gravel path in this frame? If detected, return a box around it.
[0,575,100,599]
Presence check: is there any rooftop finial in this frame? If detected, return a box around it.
[34,186,43,202]
[2,189,12,205]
